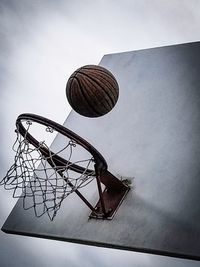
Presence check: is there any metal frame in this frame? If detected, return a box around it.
[16,113,129,219]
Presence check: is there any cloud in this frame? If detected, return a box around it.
[0,1,200,267]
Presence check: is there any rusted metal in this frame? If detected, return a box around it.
[90,175,129,219]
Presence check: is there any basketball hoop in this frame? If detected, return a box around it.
[1,113,129,220]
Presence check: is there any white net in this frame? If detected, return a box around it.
[1,121,95,220]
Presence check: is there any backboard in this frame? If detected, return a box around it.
[2,41,200,261]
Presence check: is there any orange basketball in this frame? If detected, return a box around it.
[66,65,119,118]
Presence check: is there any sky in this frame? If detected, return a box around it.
[0,0,200,266]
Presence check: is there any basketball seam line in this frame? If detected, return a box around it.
[78,74,115,112]
[66,77,74,107]
[79,68,119,102]
[73,76,102,116]
[77,71,117,109]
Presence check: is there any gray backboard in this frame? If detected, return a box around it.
[2,42,200,261]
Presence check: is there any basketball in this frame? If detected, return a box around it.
[66,65,119,117]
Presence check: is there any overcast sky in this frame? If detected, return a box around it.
[0,0,200,266]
